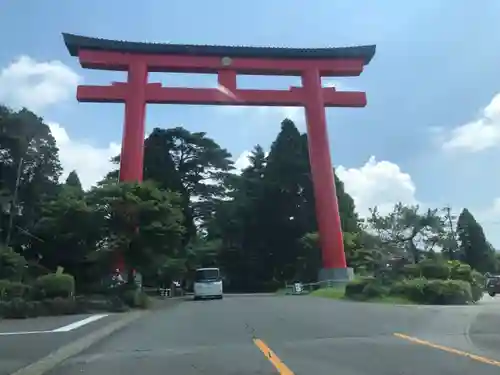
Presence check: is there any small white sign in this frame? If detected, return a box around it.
[294,283,303,294]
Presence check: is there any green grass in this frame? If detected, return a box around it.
[310,287,415,305]
[310,286,346,299]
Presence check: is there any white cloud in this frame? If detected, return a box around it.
[336,156,418,216]
[48,123,120,190]
[0,56,80,112]
[0,56,112,190]
[234,150,252,171]
[442,92,500,152]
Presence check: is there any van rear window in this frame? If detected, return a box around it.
[195,269,219,282]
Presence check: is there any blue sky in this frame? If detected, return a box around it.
[1,0,500,244]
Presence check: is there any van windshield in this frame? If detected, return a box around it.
[195,269,219,282]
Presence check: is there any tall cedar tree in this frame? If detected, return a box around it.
[457,208,496,272]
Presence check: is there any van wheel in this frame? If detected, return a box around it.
[489,292,496,297]
[193,296,200,301]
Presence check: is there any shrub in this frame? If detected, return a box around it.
[450,263,473,281]
[345,277,375,298]
[470,270,485,303]
[136,291,151,309]
[424,280,472,305]
[74,295,128,313]
[0,294,131,318]
[362,282,387,299]
[0,297,35,318]
[121,289,150,309]
[0,280,32,300]
[34,273,75,299]
[419,260,451,280]
[109,295,129,312]
[43,297,78,315]
[122,289,140,307]
[391,278,472,305]
[0,246,27,281]
[401,264,421,278]
[390,278,428,303]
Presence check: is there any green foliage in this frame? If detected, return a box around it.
[367,203,443,263]
[345,277,375,297]
[424,280,472,305]
[0,246,27,281]
[362,282,387,299]
[86,181,185,273]
[1,101,497,301]
[121,289,151,309]
[210,119,364,290]
[0,105,62,247]
[65,171,84,195]
[390,278,473,305]
[401,264,421,278]
[0,280,31,300]
[418,260,451,280]
[0,296,130,319]
[390,278,428,302]
[27,187,99,273]
[103,127,234,243]
[34,273,75,299]
[0,297,34,318]
[457,208,496,273]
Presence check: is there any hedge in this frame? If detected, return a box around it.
[419,260,451,280]
[345,277,375,298]
[0,295,129,319]
[390,278,473,305]
[345,276,477,305]
[121,288,151,309]
[0,280,32,300]
[34,273,75,299]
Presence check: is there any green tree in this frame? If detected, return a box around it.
[65,170,84,196]
[26,185,100,275]
[456,208,496,272]
[208,145,270,291]
[210,119,363,287]
[102,127,234,242]
[0,245,27,281]
[367,203,442,263]
[86,181,186,279]
[0,105,62,246]
[258,119,312,281]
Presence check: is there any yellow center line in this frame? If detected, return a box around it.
[394,333,500,367]
[253,338,295,375]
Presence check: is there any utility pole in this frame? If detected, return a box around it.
[5,156,23,246]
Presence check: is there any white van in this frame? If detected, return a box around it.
[193,267,223,300]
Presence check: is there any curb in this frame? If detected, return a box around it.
[10,311,146,375]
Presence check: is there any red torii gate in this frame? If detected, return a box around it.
[63,33,375,282]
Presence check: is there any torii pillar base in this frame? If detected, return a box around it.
[318,267,354,286]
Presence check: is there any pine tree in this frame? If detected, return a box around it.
[65,170,84,194]
[457,208,496,272]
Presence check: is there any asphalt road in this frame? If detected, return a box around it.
[43,294,500,375]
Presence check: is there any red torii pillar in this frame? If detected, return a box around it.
[64,33,375,281]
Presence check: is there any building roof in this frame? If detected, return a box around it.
[63,33,376,65]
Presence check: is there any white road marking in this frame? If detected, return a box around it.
[52,314,109,332]
[0,314,109,336]
[0,330,51,336]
